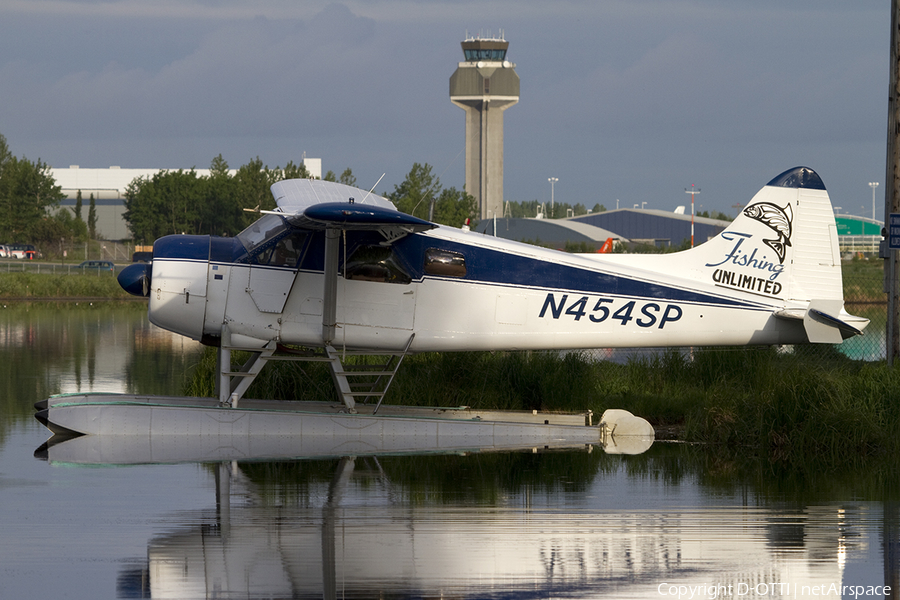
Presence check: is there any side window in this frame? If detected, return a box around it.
[425,248,466,277]
[424,248,466,277]
[265,232,306,267]
[344,245,411,284]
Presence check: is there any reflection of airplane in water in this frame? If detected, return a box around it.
[109,455,879,600]
[36,166,866,442]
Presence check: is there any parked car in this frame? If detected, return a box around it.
[77,260,115,271]
[8,244,37,259]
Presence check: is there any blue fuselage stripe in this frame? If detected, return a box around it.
[158,231,764,311]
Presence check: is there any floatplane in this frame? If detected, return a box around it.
[34,166,866,457]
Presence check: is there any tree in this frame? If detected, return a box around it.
[281,160,311,180]
[73,189,83,222]
[123,169,206,242]
[432,186,477,228]
[338,168,357,188]
[0,136,64,243]
[235,157,280,214]
[88,194,98,239]
[210,154,229,178]
[202,156,243,236]
[387,163,440,220]
[0,133,10,171]
[123,156,314,240]
[386,163,476,227]
[324,167,357,187]
[47,207,87,244]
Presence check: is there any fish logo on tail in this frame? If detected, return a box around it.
[743,202,793,264]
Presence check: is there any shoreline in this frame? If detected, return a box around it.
[0,296,146,302]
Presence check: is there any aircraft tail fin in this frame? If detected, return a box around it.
[697,166,841,302]
[677,166,867,340]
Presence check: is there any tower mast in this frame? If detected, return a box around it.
[450,33,520,220]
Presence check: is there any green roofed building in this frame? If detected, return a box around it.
[835,215,882,256]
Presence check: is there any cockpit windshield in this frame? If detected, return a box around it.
[237,214,287,256]
[236,214,308,267]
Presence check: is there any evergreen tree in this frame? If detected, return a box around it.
[432,186,477,228]
[0,133,64,243]
[74,189,83,222]
[387,163,439,220]
[338,168,357,188]
[281,160,311,180]
[88,194,98,239]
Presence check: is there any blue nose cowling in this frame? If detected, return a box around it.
[118,262,151,297]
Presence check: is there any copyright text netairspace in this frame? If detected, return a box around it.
[657,582,890,599]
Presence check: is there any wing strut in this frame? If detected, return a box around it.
[217,324,276,406]
[322,226,341,344]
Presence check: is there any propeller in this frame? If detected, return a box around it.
[117,262,152,297]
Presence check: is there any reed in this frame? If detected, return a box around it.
[0,272,130,299]
[186,344,900,466]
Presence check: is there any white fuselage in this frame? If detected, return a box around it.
[148,225,803,353]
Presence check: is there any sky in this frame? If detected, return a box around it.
[0,0,890,219]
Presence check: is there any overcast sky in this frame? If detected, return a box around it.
[0,0,890,218]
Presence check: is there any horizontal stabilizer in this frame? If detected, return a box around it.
[808,307,865,339]
[775,300,865,343]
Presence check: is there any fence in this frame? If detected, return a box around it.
[838,258,886,361]
[33,240,135,264]
[0,261,125,275]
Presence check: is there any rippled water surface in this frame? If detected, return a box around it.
[0,304,896,599]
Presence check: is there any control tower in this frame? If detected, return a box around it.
[450,35,519,220]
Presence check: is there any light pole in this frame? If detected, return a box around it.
[870,182,880,221]
[548,177,558,216]
[685,184,700,247]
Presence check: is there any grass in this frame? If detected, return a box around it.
[0,272,131,299]
[842,258,885,303]
[185,344,900,468]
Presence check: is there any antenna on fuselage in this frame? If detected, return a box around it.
[360,173,385,204]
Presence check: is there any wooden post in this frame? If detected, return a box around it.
[886,0,900,365]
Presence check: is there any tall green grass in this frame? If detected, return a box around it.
[185,344,900,466]
[0,272,131,299]
[842,258,884,303]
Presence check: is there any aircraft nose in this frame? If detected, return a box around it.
[118,262,151,297]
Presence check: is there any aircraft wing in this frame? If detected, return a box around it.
[270,178,436,235]
[272,179,396,212]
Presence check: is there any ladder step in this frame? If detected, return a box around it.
[334,370,396,377]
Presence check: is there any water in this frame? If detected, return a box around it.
[0,303,897,599]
